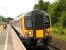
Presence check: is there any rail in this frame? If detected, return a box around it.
[48,44,61,50]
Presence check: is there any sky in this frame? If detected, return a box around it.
[0,0,55,18]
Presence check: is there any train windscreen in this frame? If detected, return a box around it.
[33,12,44,29]
[24,16,32,29]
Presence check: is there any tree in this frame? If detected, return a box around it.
[48,0,66,25]
[34,0,50,12]
[56,0,66,28]
[48,1,59,24]
[6,17,13,23]
[0,16,7,22]
[60,11,66,28]
[6,17,13,21]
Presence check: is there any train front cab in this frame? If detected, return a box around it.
[21,10,52,47]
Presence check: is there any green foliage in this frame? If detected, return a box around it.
[6,17,13,21]
[60,11,66,28]
[6,17,13,23]
[0,16,7,22]
[0,16,13,23]
[48,2,59,24]
[34,0,49,12]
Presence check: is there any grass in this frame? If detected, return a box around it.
[52,27,66,40]
[53,33,66,40]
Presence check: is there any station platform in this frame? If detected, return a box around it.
[0,25,3,32]
[0,25,26,50]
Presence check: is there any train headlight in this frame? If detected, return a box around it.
[28,31,33,37]
[29,32,32,35]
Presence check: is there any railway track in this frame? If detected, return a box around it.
[26,44,61,50]
[47,44,61,50]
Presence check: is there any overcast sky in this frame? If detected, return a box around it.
[0,0,55,18]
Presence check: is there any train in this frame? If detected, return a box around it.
[10,9,52,47]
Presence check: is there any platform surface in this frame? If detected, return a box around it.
[0,24,26,50]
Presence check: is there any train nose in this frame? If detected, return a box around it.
[36,30,44,38]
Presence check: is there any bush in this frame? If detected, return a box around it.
[53,23,64,35]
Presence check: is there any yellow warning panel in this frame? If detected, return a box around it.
[36,30,44,38]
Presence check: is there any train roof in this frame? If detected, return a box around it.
[24,9,49,16]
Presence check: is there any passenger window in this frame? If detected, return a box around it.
[24,16,32,28]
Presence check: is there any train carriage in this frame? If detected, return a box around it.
[20,9,52,47]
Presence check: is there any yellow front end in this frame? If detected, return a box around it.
[36,30,44,38]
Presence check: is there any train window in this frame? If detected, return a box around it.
[24,16,32,29]
[34,14,44,29]
[44,15,50,29]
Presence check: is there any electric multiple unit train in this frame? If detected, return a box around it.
[11,9,52,47]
